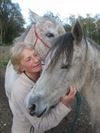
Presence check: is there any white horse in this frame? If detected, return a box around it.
[5,11,65,106]
[26,21,100,133]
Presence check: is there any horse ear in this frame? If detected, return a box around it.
[28,9,41,24]
[71,21,82,42]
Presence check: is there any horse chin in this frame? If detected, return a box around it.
[36,108,47,118]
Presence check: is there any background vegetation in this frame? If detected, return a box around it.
[0,0,100,46]
[0,0,100,67]
[0,0,25,45]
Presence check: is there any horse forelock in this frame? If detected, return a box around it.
[43,15,59,25]
[47,32,74,70]
[38,16,64,34]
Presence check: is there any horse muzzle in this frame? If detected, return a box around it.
[25,93,48,117]
[29,103,47,117]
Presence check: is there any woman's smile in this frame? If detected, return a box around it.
[32,63,41,69]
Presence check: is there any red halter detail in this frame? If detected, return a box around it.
[33,28,50,49]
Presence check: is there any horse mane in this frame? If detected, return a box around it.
[47,32,74,70]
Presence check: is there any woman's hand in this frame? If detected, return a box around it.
[60,84,77,106]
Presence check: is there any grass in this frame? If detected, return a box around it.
[0,46,11,68]
[0,58,9,68]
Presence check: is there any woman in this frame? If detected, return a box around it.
[10,42,77,133]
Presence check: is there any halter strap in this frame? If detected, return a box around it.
[33,27,50,49]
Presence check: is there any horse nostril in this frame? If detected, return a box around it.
[29,103,36,116]
[29,104,36,111]
[31,103,36,111]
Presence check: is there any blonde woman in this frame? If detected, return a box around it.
[10,43,77,133]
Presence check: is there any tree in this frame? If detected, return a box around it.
[0,0,25,45]
[78,14,100,44]
[63,23,71,32]
[44,11,62,23]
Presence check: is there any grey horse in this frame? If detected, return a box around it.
[5,11,65,104]
[26,21,100,133]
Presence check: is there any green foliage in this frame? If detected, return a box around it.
[0,58,9,68]
[63,24,71,32]
[0,0,25,45]
[1,3,100,46]
[0,46,10,68]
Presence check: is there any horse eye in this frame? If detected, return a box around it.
[46,33,54,38]
[61,64,70,69]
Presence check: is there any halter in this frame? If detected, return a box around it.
[33,27,50,49]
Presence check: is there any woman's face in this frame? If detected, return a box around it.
[20,48,42,73]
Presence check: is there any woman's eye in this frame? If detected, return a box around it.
[25,58,31,62]
[33,53,38,57]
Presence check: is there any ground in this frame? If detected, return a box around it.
[0,68,12,133]
[0,67,97,133]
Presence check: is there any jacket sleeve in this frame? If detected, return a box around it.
[20,101,71,132]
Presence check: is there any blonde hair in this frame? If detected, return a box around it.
[10,42,33,72]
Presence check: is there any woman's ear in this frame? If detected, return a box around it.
[19,65,25,73]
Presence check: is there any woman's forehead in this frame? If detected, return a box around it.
[22,48,39,59]
[23,48,34,53]
[22,48,34,57]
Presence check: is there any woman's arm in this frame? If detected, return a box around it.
[16,85,76,132]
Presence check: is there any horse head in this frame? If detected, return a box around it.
[25,21,86,117]
[5,10,65,101]
[14,10,66,59]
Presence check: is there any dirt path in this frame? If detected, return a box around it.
[0,68,96,133]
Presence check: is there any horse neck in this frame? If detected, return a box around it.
[74,39,93,91]
[86,39,100,67]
